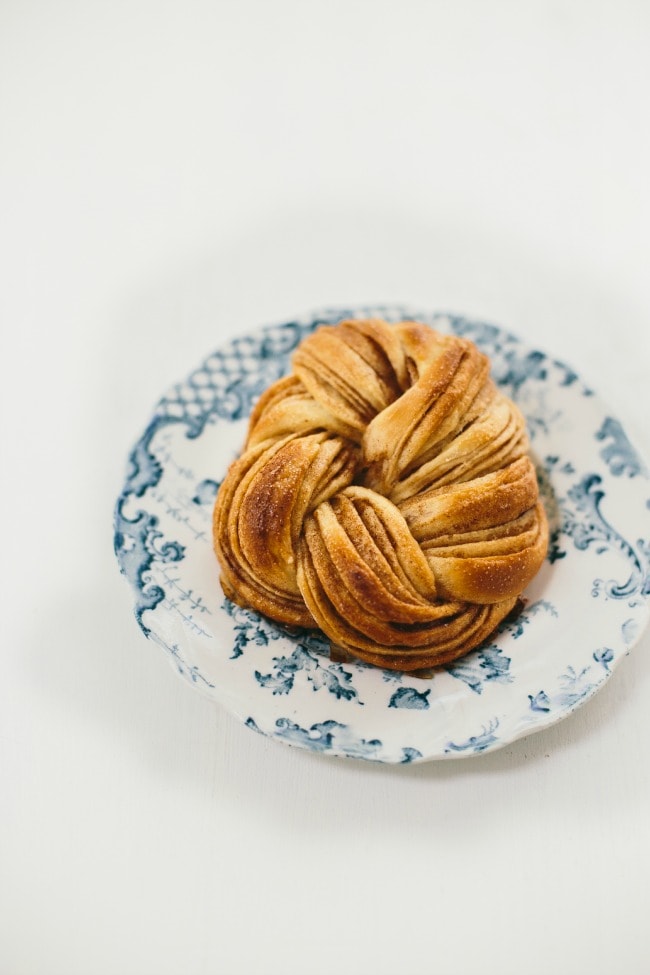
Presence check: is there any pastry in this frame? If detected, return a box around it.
[213,318,548,671]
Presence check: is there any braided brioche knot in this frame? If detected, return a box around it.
[213,319,549,671]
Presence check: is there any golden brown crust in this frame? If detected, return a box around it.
[212,319,548,671]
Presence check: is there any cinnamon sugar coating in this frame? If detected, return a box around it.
[213,319,548,671]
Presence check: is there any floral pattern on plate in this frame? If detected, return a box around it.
[114,306,650,762]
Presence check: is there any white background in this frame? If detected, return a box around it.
[2,2,650,973]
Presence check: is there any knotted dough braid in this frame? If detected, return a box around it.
[213,319,548,671]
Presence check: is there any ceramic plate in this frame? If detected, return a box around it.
[114,307,650,763]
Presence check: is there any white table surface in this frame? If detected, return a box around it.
[2,3,650,973]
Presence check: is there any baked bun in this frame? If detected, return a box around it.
[213,319,548,671]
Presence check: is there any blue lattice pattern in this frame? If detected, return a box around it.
[155,306,436,427]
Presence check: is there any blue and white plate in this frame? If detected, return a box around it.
[114,307,650,763]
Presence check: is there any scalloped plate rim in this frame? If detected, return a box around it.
[114,304,650,763]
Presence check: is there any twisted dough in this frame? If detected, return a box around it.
[213,319,548,671]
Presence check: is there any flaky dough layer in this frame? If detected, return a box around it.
[213,319,548,671]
